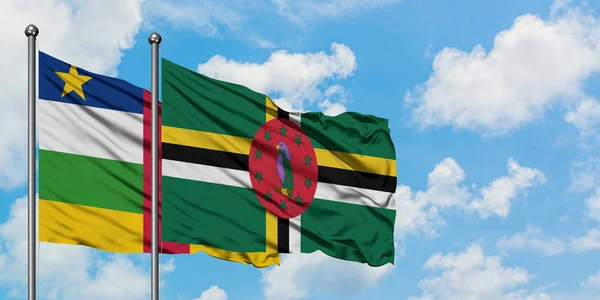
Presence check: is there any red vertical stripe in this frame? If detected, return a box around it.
[143,89,190,254]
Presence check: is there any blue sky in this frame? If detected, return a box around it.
[1,0,600,299]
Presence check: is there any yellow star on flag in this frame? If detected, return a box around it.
[55,65,92,100]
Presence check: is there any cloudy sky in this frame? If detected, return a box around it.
[1,0,600,299]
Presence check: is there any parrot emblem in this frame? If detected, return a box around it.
[248,117,318,219]
[276,141,294,198]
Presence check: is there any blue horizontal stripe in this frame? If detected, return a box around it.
[39,51,144,114]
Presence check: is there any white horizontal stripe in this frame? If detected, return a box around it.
[289,215,301,253]
[289,112,301,127]
[315,182,395,209]
[163,161,395,209]
[162,159,252,189]
[39,99,143,163]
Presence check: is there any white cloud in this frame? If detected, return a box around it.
[568,182,600,254]
[569,157,600,192]
[396,157,545,237]
[0,196,175,299]
[248,35,277,49]
[0,0,144,189]
[571,228,600,253]
[260,251,394,300]
[194,285,228,300]
[394,157,469,238]
[272,0,401,24]
[160,257,176,273]
[409,243,544,300]
[496,225,566,256]
[585,188,600,222]
[423,44,434,58]
[406,5,600,136]
[581,270,600,289]
[317,85,348,116]
[394,185,446,238]
[550,0,574,17]
[421,157,471,209]
[197,43,357,112]
[565,98,600,137]
[143,0,394,47]
[468,158,546,219]
[504,289,552,300]
[143,0,244,37]
[318,99,347,116]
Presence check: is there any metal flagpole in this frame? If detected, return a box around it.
[25,24,39,300]
[148,32,162,300]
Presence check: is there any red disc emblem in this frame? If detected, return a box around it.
[249,118,318,219]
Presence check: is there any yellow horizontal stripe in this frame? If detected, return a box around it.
[164,125,396,176]
[315,148,396,176]
[39,199,144,253]
[163,125,251,155]
[189,244,280,268]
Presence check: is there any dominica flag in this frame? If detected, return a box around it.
[37,52,276,265]
[161,58,397,267]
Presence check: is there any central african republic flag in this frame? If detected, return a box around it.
[37,51,153,252]
[160,58,397,267]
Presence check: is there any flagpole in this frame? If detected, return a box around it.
[148,32,162,300]
[25,24,39,300]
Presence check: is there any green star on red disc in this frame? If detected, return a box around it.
[263,130,272,143]
[304,177,312,188]
[248,118,319,219]
[254,171,263,182]
[254,149,263,160]
[304,154,312,166]
[279,125,288,137]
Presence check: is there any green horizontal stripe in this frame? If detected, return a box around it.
[162,58,266,138]
[39,149,143,214]
[301,112,396,159]
[162,176,267,252]
[301,198,396,266]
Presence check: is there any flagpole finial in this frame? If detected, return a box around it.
[24,24,39,37]
[148,32,162,45]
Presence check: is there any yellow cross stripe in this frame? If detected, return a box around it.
[265,210,279,254]
[265,96,279,254]
[189,244,280,267]
[266,96,277,122]
[39,199,144,253]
